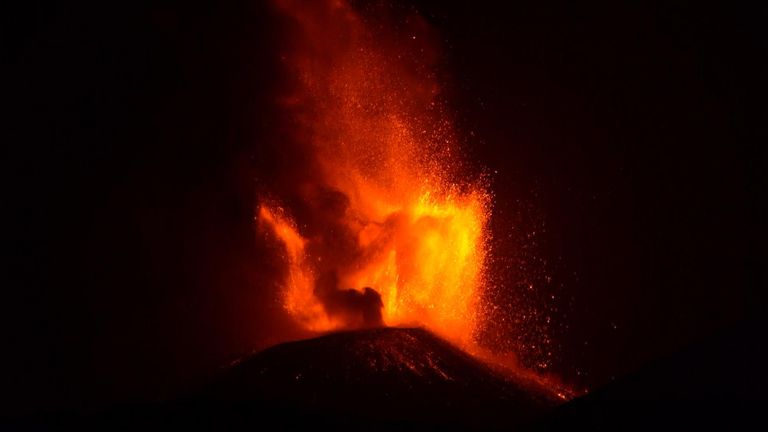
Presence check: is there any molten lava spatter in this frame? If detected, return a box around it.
[258,0,490,350]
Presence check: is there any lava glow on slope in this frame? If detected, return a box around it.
[258,0,490,351]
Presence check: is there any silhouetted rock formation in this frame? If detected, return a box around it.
[190,327,558,429]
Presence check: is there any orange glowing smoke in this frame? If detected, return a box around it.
[258,0,490,350]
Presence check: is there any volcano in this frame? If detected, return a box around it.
[169,328,559,429]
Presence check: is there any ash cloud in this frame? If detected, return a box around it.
[316,270,384,328]
[296,185,388,328]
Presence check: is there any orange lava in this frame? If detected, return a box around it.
[259,0,490,350]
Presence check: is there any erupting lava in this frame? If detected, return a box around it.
[258,0,490,350]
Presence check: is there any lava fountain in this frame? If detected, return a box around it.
[258,0,491,351]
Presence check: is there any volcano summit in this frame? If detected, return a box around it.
[184,327,559,429]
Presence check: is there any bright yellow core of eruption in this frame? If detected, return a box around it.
[259,188,488,349]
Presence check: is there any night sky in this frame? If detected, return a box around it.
[6,0,765,416]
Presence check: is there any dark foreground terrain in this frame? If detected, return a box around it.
[16,328,559,430]
[11,322,766,430]
[192,327,559,429]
